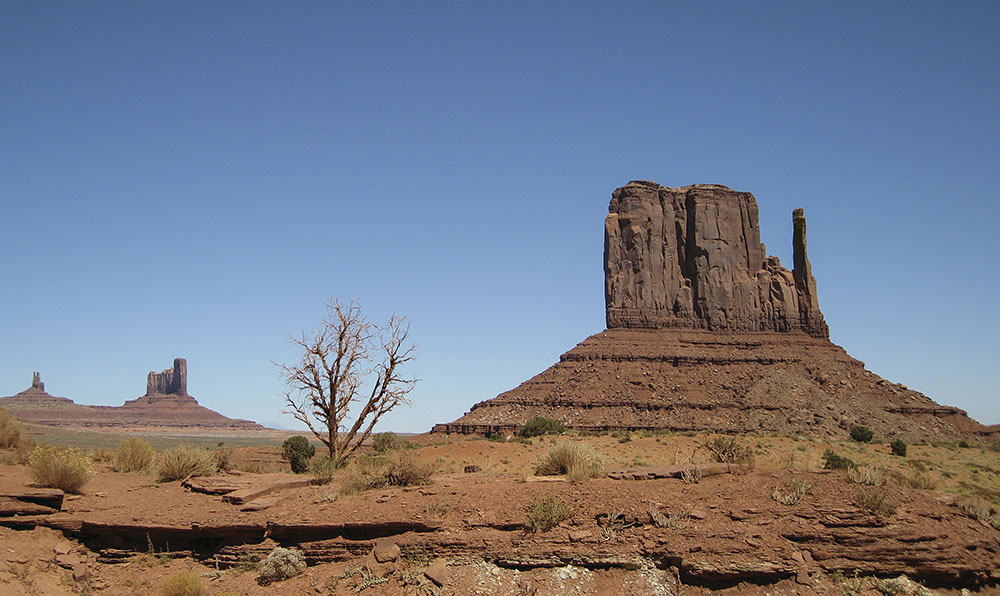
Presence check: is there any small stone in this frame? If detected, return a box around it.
[72,564,89,581]
[791,551,805,565]
[56,553,81,569]
[425,558,448,587]
[372,538,400,563]
[803,551,815,564]
[796,568,811,585]
[53,544,70,555]
[568,530,592,542]
[688,509,706,520]
[464,465,481,473]
[363,553,394,578]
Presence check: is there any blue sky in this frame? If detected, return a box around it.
[2,2,998,431]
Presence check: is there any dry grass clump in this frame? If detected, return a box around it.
[113,437,155,473]
[212,446,235,472]
[890,470,937,490]
[772,478,812,505]
[534,442,604,481]
[159,570,205,596]
[855,487,898,517]
[524,495,568,533]
[27,445,94,493]
[155,447,216,482]
[0,409,21,449]
[848,464,886,486]
[257,547,306,585]
[955,497,1000,530]
[341,452,434,493]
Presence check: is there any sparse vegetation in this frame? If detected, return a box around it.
[257,547,306,585]
[524,495,568,532]
[518,416,566,438]
[159,570,204,596]
[282,435,316,474]
[372,431,414,452]
[155,447,216,482]
[0,408,21,449]
[891,470,936,490]
[848,464,886,486]
[27,445,94,493]
[703,436,755,471]
[850,425,874,443]
[889,438,907,457]
[212,445,235,472]
[680,466,702,484]
[822,449,858,471]
[855,487,898,517]
[955,497,1000,530]
[534,442,603,481]
[113,437,155,473]
[772,479,812,505]
[310,456,338,484]
[341,451,434,493]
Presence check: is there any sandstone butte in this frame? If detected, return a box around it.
[0,358,262,431]
[434,181,991,441]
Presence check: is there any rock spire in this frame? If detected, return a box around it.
[145,358,189,397]
[604,181,828,338]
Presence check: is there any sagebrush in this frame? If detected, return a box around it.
[113,437,155,473]
[341,451,434,493]
[27,445,94,493]
[534,442,603,481]
[518,416,566,438]
[0,409,20,449]
[156,447,216,482]
[524,495,568,532]
[159,570,204,596]
[258,547,306,585]
[372,432,414,452]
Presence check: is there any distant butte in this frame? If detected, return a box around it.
[434,181,990,441]
[0,359,262,431]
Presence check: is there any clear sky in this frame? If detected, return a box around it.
[2,2,998,432]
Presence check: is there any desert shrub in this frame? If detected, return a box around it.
[372,431,414,452]
[772,479,812,505]
[258,547,306,585]
[955,497,1000,530]
[518,416,566,438]
[159,570,204,596]
[889,438,907,457]
[891,470,936,490]
[524,495,568,532]
[822,449,858,471]
[0,409,21,449]
[212,446,235,472]
[850,425,874,443]
[15,436,36,464]
[281,436,315,474]
[613,431,632,443]
[310,456,338,484]
[27,445,94,493]
[485,432,506,443]
[704,437,755,471]
[534,442,603,481]
[113,437,155,473]
[90,447,115,463]
[848,464,886,486]
[957,439,972,449]
[855,487,898,517]
[155,447,216,482]
[341,451,434,493]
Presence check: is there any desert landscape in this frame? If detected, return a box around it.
[2,181,998,595]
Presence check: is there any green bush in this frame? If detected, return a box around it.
[372,431,415,452]
[822,449,858,471]
[0,408,21,449]
[534,442,603,481]
[159,570,205,596]
[889,438,907,457]
[850,425,874,443]
[27,445,94,493]
[155,447,216,482]
[113,437,155,473]
[310,456,338,484]
[855,487,898,517]
[342,451,434,493]
[524,495,568,532]
[518,416,566,438]
[281,436,316,474]
[258,547,306,585]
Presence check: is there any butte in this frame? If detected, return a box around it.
[434,181,988,441]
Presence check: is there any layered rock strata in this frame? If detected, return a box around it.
[434,181,986,439]
[0,363,262,430]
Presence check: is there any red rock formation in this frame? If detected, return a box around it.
[434,181,986,439]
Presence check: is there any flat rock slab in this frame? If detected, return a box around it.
[222,478,313,505]
[607,463,730,481]
[0,488,64,510]
[182,474,309,503]
[0,497,59,516]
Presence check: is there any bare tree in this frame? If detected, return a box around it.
[277,298,417,467]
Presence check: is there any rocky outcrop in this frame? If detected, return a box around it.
[434,181,986,439]
[0,361,263,431]
[605,182,828,338]
[145,358,188,396]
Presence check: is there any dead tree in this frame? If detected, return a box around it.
[278,298,417,467]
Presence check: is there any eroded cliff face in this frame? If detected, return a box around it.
[604,181,828,338]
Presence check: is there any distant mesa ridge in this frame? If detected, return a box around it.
[434,181,989,440]
[0,359,262,430]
